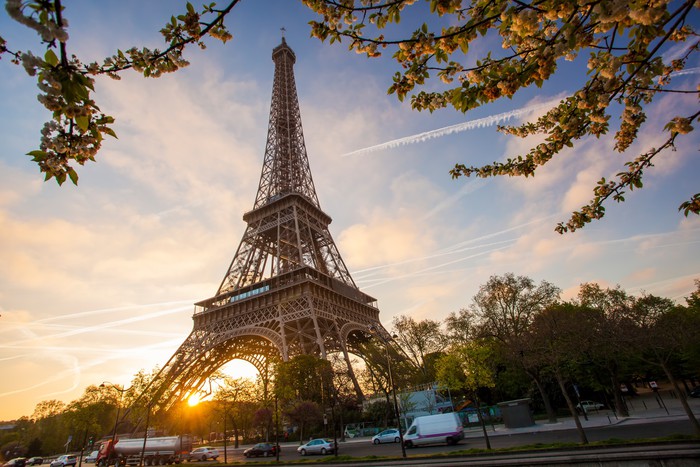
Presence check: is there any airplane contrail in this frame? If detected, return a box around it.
[342,98,563,157]
[343,65,700,159]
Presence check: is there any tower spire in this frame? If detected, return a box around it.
[254,38,319,209]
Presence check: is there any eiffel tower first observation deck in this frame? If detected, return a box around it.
[145,38,389,409]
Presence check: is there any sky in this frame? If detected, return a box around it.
[1,1,699,421]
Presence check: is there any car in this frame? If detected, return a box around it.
[26,458,42,466]
[296,439,336,456]
[188,447,218,462]
[243,443,279,458]
[3,458,26,467]
[371,428,401,444]
[576,400,604,412]
[689,386,700,398]
[50,456,76,467]
[84,451,99,463]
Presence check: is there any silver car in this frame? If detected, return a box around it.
[371,428,400,444]
[50,456,76,467]
[188,447,218,462]
[297,439,335,456]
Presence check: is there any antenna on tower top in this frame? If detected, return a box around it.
[280,27,286,39]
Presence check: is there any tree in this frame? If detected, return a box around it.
[628,293,700,434]
[3,1,697,231]
[64,385,115,454]
[530,303,600,444]
[391,315,447,381]
[1,0,234,185]
[575,283,639,416]
[213,377,256,448]
[284,400,323,444]
[306,0,699,232]
[444,308,478,345]
[274,355,334,405]
[30,400,67,455]
[686,279,700,309]
[471,273,561,422]
[436,339,497,449]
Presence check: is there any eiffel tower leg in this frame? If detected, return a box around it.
[341,339,364,402]
[278,304,289,361]
[311,310,327,359]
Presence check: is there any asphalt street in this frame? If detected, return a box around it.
[218,392,700,464]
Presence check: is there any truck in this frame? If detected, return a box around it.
[402,412,464,448]
[96,435,193,467]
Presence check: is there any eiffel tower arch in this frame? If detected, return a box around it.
[144,38,390,410]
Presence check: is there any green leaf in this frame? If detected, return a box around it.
[67,167,79,185]
[27,150,48,161]
[75,116,89,131]
[45,49,59,67]
[102,127,118,139]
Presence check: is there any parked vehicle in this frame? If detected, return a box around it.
[243,443,278,458]
[84,451,98,463]
[26,458,43,466]
[3,458,26,467]
[188,447,218,462]
[689,386,700,398]
[371,429,400,444]
[576,400,604,412]
[403,413,464,448]
[97,435,192,467]
[50,455,76,467]
[296,439,336,456]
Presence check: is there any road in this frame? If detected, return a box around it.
[215,418,698,463]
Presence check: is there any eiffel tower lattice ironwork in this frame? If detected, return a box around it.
[145,38,388,410]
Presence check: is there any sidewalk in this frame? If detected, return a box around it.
[462,392,700,439]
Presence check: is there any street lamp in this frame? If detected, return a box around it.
[367,324,406,458]
[138,403,152,467]
[100,382,132,463]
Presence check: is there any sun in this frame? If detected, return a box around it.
[187,393,201,407]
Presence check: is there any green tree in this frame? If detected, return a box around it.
[274,355,334,405]
[64,385,115,454]
[306,0,699,232]
[436,339,497,449]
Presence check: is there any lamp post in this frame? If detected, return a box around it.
[367,324,406,458]
[138,404,151,467]
[101,382,132,464]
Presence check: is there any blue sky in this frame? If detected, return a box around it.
[1,1,698,420]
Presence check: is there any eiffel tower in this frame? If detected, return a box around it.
[144,38,388,410]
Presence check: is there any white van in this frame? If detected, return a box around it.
[403,412,464,447]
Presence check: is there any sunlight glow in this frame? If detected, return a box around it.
[187,393,200,407]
